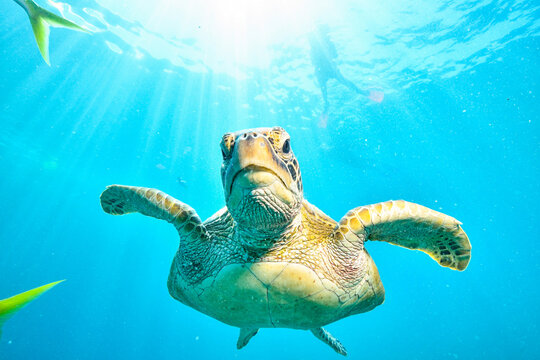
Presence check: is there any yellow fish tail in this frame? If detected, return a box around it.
[0,280,64,339]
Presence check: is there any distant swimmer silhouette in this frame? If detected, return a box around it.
[308,25,365,111]
[308,25,384,127]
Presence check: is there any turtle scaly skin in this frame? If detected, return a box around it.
[100,127,470,356]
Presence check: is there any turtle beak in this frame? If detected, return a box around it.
[223,131,293,201]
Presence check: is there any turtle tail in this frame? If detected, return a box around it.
[0,280,64,339]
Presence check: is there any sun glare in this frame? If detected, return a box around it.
[95,0,330,69]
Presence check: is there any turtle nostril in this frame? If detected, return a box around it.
[242,133,248,139]
[252,133,258,138]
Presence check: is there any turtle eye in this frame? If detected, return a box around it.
[282,139,291,154]
[221,134,235,160]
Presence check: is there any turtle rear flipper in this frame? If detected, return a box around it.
[236,328,259,349]
[310,327,348,356]
[100,185,210,240]
[336,200,471,271]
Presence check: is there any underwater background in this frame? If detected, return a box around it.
[0,0,538,359]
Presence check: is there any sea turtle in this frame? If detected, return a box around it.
[100,127,471,356]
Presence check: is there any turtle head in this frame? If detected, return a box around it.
[221,127,303,233]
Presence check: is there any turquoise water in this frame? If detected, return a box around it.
[1,1,539,359]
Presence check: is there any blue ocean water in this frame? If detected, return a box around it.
[0,1,538,359]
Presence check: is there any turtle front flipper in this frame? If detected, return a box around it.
[100,185,210,240]
[335,200,471,271]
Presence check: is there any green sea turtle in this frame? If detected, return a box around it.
[100,127,471,356]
